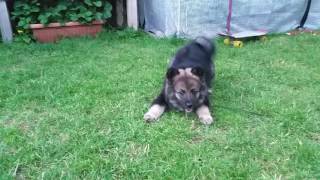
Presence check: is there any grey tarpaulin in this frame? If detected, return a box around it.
[139,0,228,38]
[139,0,320,38]
[305,0,320,29]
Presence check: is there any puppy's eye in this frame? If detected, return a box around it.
[191,89,199,94]
[178,90,185,95]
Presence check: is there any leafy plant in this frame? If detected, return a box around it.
[11,0,112,43]
[11,1,39,27]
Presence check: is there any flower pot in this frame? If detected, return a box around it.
[30,21,104,43]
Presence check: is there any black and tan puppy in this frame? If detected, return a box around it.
[144,37,215,125]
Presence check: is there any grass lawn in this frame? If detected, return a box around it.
[0,30,320,179]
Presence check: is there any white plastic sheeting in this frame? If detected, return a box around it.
[139,0,319,38]
[0,0,13,43]
[305,0,320,29]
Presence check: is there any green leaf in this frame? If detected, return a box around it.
[85,11,93,17]
[21,35,32,43]
[69,14,79,21]
[85,16,93,22]
[95,12,103,20]
[102,3,112,19]
[93,1,102,7]
[56,4,67,11]
[14,1,24,8]
[38,14,49,25]
[17,20,26,28]
[70,6,81,11]
[22,4,31,11]
[84,0,93,6]
[17,17,32,29]
[30,6,40,13]
[79,6,88,13]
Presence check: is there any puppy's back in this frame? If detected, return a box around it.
[194,37,215,57]
[170,37,215,69]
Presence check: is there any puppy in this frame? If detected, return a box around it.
[144,37,215,125]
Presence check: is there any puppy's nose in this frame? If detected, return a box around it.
[186,102,193,109]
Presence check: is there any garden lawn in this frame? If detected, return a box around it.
[0,30,320,179]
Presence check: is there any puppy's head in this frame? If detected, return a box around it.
[167,67,206,112]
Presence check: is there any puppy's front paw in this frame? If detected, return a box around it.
[196,105,214,125]
[144,112,159,122]
[199,115,214,125]
[144,104,165,123]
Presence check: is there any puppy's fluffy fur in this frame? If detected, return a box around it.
[144,37,215,125]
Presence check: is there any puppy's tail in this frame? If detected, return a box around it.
[195,36,215,56]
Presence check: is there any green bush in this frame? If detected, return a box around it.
[11,0,112,43]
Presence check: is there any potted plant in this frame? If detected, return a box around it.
[11,0,112,43]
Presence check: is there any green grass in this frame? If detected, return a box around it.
[0,29,320,179]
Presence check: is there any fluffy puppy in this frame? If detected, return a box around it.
[144,37,216,125]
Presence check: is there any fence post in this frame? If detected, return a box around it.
[0,0,13,43]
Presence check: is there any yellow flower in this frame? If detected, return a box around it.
[17,30,24,34]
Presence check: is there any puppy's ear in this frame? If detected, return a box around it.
[166,68,179,80]
[191,67,204,78]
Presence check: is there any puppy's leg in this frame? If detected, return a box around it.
[144,104,165,122]
[144,91,167,122]
[196,98,214,125]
